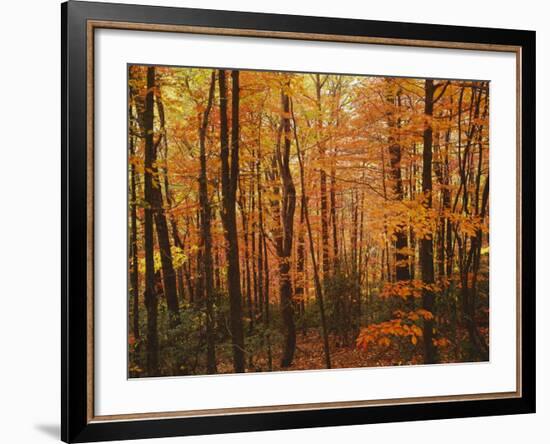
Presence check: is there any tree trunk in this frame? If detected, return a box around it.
[198,71,217,374]
[239,186,254,335]
[296,201,306,324]
[256,146,265,323]
[420,79,437,364]
[157,92,185,304]
[256,142,272,370]
[330,169,339,270]
[277,83,297,368]
[292,98,331,369]
[250,173,259,320]
[387,87,411,284]
[263,220,272,371]
[128,98,140,343]
[219,69,245,373]
[151,91,180,324]
[315,75,331,281]
[143,66,159,375]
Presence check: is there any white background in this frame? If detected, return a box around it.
[95,29,516,416]
[0,0,547,443]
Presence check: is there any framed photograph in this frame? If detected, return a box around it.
[62,1,535,442]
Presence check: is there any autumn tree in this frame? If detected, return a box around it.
[142,66,159,374]
[198,71,217,373]
[219,69,245,373]
[276,80,297,368]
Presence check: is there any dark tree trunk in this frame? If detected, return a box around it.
[198,71,217,374]
[157,92,185,304]
[219,69,245,373]
[386,82,411,286]
[150,157,179,324]
[389,139,410,283]
[143,66,159,375]
[296,201,306,321]
[349,191,359,340]
[262,219,272,371]
[357,191,365,322]
[256,141,272,370]
[194,216,203,304]
[420,79,438,364]
[330,169,339,270]
[151,91,180,324]
[250,173,259,320]
[239,187,254,335]
[433,131,446,279]
[277,84,297,368]
[169,217,185,303]
[315,75,330,281]
[409,143,418,280]
[256,146,265,323]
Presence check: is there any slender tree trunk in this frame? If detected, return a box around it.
[219,69,245,373]
[357,191,365,322]
[296,201,306,325]
[143,66,159,375]
[315,75,331,281]
[256,149,265,323]
[409,143,418,280]
[194,218,203,305]
[433,131,446,280]
[163,161,185,304]
[330,169,339,270]
[277,83,297,368]
[420,79,437,364]
[151,166,179,323]
[239,187,254,335]
[143,82,180,325]
[198,71,217,374]
[128,99,140,343]
[291,98,331,369]
[256,142,272,370]
[251,174,259,320]
[349,191,359,340]
[387,88,411,284]
[263,224,272,371]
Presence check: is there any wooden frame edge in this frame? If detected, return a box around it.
[89,19,522,53]
[90,391,520,423]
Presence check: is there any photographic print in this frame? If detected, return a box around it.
[63,4,534,440]
[127,65,490,378]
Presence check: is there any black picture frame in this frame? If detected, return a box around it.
[62,1,536,442]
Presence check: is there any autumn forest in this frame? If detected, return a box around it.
[128,65,490,377]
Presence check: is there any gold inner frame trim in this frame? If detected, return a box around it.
[86,19,523,424]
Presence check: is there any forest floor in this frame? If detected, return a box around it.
[216,328,427,374]
[130,325,487,377]
[213,325,488,374]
